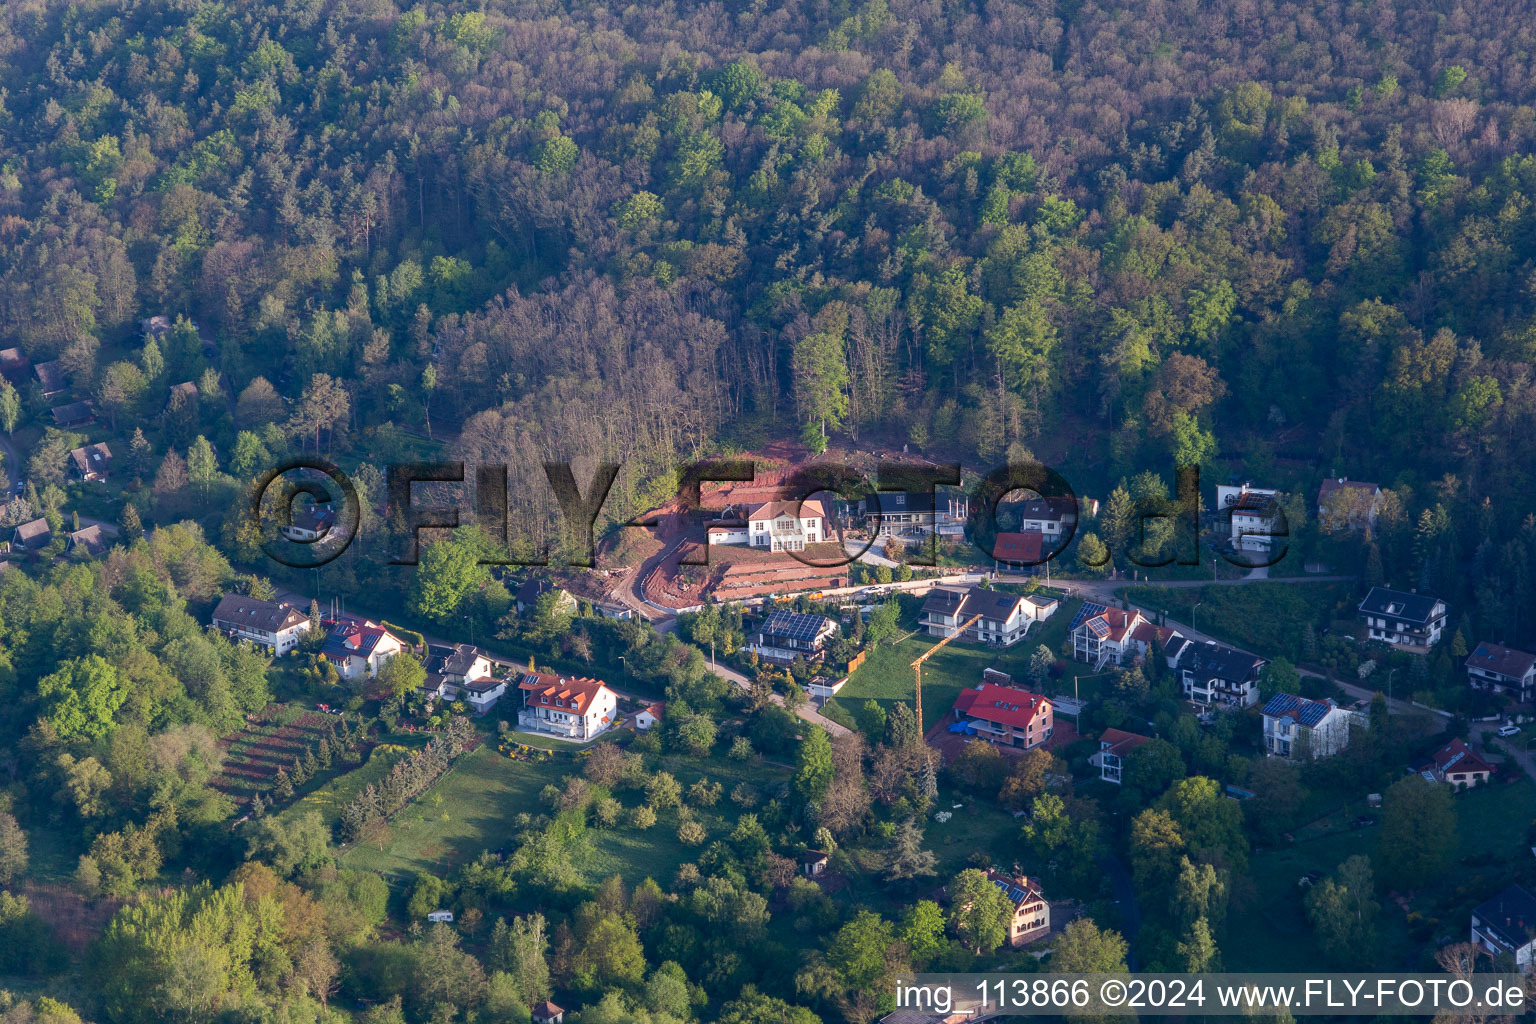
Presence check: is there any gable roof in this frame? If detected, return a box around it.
[1069,601,1143,643]
[66,524,108,557]
[1466,642,1536,681]
[1177,640,1266,681]
[516,578,569,605]
[859,491,965,516]
[1010,496,1075,523]
[1318,477,1380,503]
[922,584,1028,623]
[34,359,66,393]
[1261,692,1339,727]
[69,442,114,476]
[321,622,397,660]
[992,531,1045,563]
[1474,885,1536,951]
[746,499,827,522]
[427,642,485,676]
[1430,737,1494,777]
[1358,586,1443,624]
[0,348,30,376]
[212,594,309,633]
[12,517,51,549]
[518,672,614,716]
[169,380,198,401]
[984,869,1045,908]
[952,682,1051,731]
[1099,728,1153,757]
[51,401,93,426]
[757,608,834,642]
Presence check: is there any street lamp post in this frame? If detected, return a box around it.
[1192,601,1204,635]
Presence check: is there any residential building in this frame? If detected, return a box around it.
[1470,885,1536,968]
[1008,497,1076,536]
[982,870,1050,947]
[51,401,93,428]
[749,609,837,660]
[426,909,454,923]
[515,578,577,615]
[992,530,1045,566]
[922,586,1035,647]
[1095,728,1152,784]
[1070,602,1181,668]
[11,518,52,553]
[1215,483,1284,551]
[1261,693,1362,759]
[0,347,30,383]
[951,682,1054,750]
[1317,478,1382,533]
[1357,586,1447,651]
[34,359,66,398]
[168,380,198,406]
[320,621,405,680]
[801,850,829,877]
[421,643,503,712]
[533,1002,566,1024]
[708,499,828,552]
[596,598,634,620]
[281,503,336,542]
[635,702,664,731]
[1465,642,1536,702]
[856,491,969,538]
[69,442,114,482]
[66,525,108,558]
[211,595,311,654]
[1420,737,1494,789]
[517,673,619,740]
[1176,641,1268,708]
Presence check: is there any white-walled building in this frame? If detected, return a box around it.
[1261,693,1362,759]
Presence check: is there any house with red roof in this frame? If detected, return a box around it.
[1070,603,1181,669]
[1420,737,1495,790]
[951,682,1054,750]
[320,621,405,680]
[1465,642,1536,702]
[517,672,619,741]
[635,701,665,731]
[1095,728,1153,784]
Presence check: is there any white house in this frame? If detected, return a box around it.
[921,585,1035,647]
[320,621,405,680]
[857,491,969,538]
[1357,586,1447,652]
[1215,484,1284,551]
[1465,642,1536,702]
[426,910,454,923]
[749,609,837,660]
[635,701,664,731]
[422,643,504,712]
[1070,602,1181,668]
[280,502,337,542]
[1471,885,1536,968]
[1261,693,1363,759]
[709,499,828,553]
[212,595,312,655]
[1095,728,1152,785]
[515,579,577,615]
[1008,496,1076,536]
[517,673,619,740]
[1176,641,1267,709]
[981,870,1051,947]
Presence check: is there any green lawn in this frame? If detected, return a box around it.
[1229,777,1536,971]
[1119,582,1349,661]
[827,596,1082,732]
[339,744,790,886]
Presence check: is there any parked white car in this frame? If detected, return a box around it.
[1497,724,1521,738]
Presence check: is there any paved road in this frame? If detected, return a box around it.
[709,656,851,737]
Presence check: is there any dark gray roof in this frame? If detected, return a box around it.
[212,594,308,633]
[1262,692,1335,726]
[1466,642,1536,680]
[1474,885,1536,952]
[1358,586,1443,624]
[12,517,51,548]
[922,584,1027,622]
[1178,640,1266,681]
[757,609,834,642]
[428,642,484,676]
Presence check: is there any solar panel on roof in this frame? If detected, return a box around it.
[1087,618,1110,639]
[1069,602,1107,632]
[1009,886,1026,902]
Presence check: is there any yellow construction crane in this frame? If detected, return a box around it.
[911,612,983,743]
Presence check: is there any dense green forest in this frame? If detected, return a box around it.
[2,0,1536,1020]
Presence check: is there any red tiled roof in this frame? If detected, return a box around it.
[1099,728,1153,757]
[1131,621,1176,647]
[984,868,1045,906]
[953,682,1051,731]
[992,531,1045,562]
[519,673,613,715]
[642,701,665,718]
[1466,642,1536,681]
[1432,737,1494,776]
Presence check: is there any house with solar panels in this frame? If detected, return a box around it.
[1069,602,1181,669]
[1357,586,1447,652]
[922,585,1038,646]
[1261,693,1363,759]
[749,609,837,662]
[1419,737,1494,790]
[983,869,1050,946]
[321,621,406,680]
[1216,483,1286,552]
